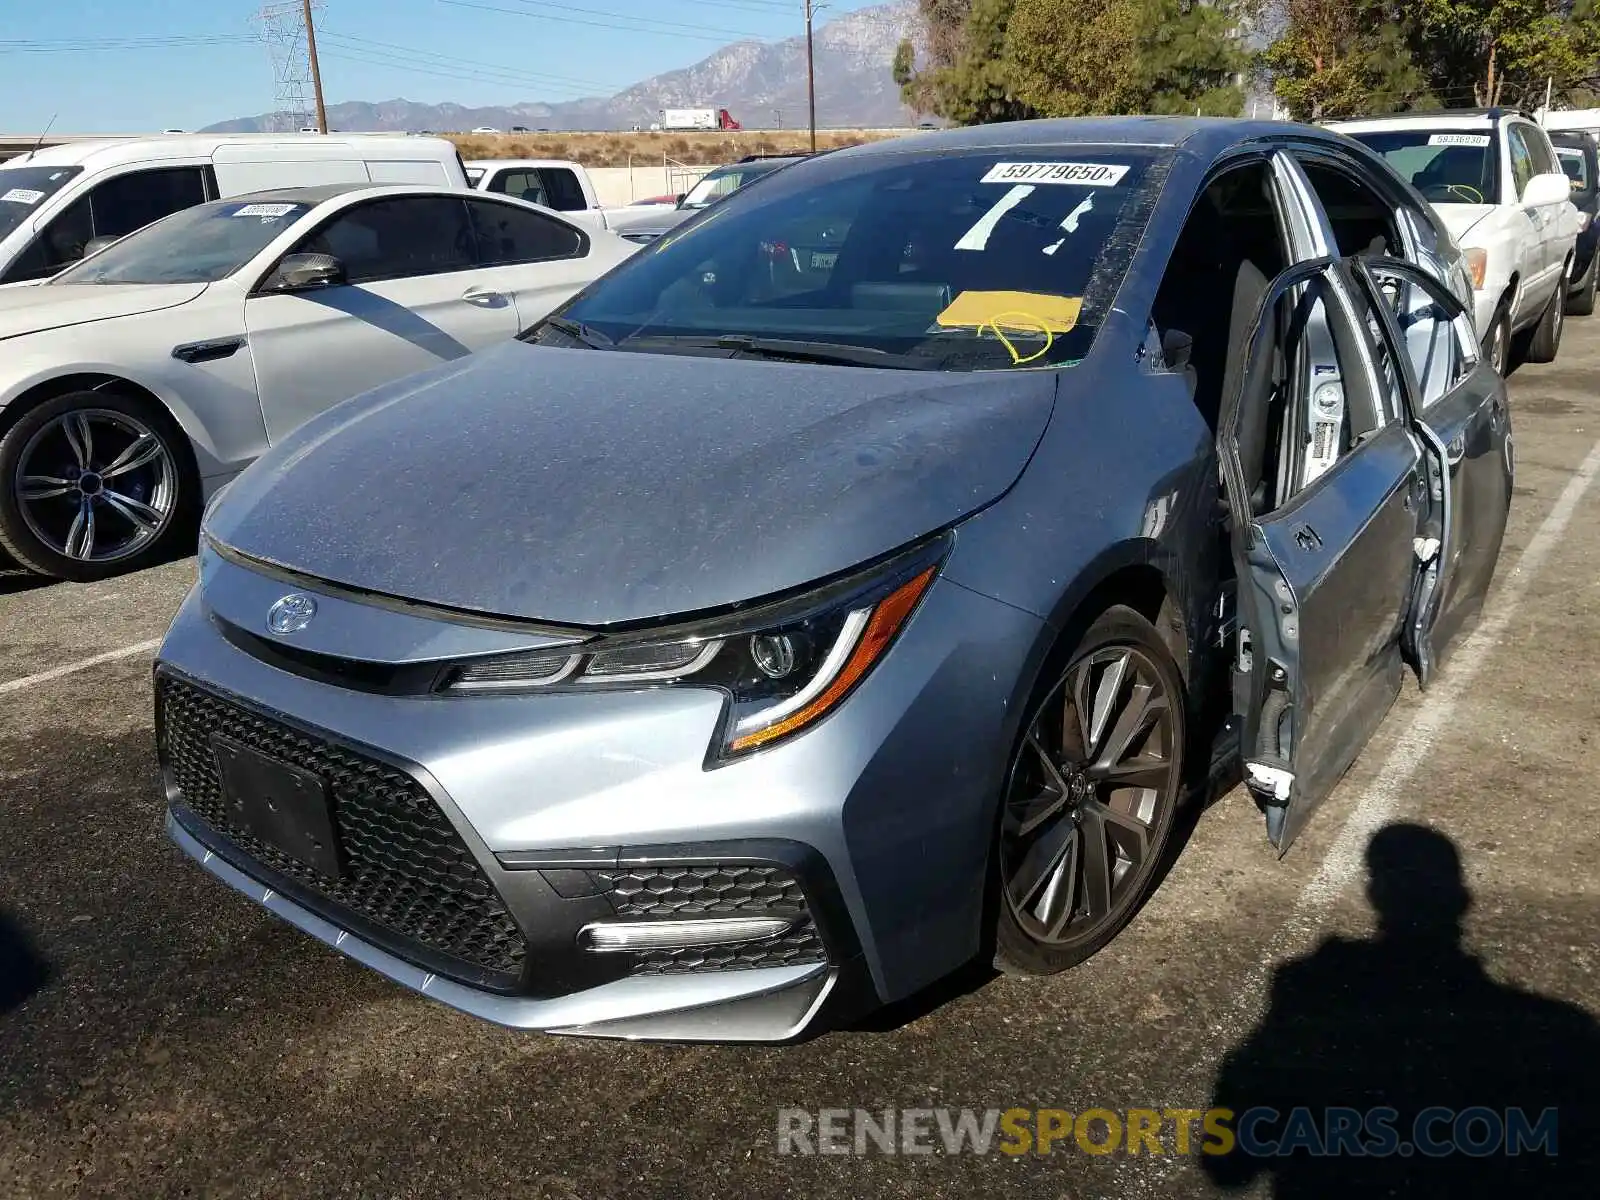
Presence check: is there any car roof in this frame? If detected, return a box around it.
[1329,109,1537,135]
[465,158,582,171]
[831,116,1342,162]
[0,133,446,171]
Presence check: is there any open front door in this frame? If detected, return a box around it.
[1219,260,1429,853]
[1354,255,1514,684]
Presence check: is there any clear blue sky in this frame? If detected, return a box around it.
[1,0,885,132]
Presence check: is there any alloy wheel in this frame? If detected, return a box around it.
[13,408,177,564]
[999,643,1180,947]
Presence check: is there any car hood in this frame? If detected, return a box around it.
[1432,203,1498,245]
[206,340,1058,626]
[0,282,208,341]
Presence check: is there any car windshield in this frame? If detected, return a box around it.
[1555,144,1592,192]
[51,197,314,285]
[1345,130,1499,205]
[681,161,788,209]
[0,165,85,240]
[534,147,1167,372]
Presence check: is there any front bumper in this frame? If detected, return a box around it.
[154,547,1043,1040]
[166,809,836,1039]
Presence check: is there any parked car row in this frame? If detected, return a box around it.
[0,182,638,579]
[148,116,1516,1041]
[1329,107,1588,372]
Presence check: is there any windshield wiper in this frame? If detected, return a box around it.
[536,315,615,350]
[709,334,941,370]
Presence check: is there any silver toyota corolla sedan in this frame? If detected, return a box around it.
[155,118,1511,1041]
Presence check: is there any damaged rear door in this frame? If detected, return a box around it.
[1355,255,1513,682]
[1218,259,1427,852]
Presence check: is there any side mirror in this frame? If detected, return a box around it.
[674,193,688,207]
[83,235,122,257]
[1522,171,1572,207]
[268,252,345,292]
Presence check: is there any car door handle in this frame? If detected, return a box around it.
[1293,524,1322,551]
[171,335,245,364]
[462,287,506,306]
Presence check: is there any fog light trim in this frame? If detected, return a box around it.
[579,916,794,952]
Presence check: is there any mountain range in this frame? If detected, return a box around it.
[204,1,924,133]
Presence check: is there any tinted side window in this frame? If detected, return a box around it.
[1507,127,1536,197]
[1524,127,1557,176]
[538,168,587,211]
[89,167,208,239]
[1,195,93,282]
[467,199,584,265]
[295,196,476,284]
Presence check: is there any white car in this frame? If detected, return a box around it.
[1331,109,1581,372]
[470,127,502,135]
[0,182,637,581]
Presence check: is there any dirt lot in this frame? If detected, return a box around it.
[2,332,1598,1197]
[448,129,905,165]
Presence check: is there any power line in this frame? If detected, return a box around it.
[316,45,609,97]
[320,30,619,92]
[477,0,772,38]
[435,0,769,43]
[0,36,254,53]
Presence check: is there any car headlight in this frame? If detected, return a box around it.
[438,537,948,761]
[1464,247,1488,290]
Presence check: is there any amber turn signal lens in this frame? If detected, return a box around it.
[729,565,938,753]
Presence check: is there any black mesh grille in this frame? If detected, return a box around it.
[158,674,527,987]
[594,864,827,974]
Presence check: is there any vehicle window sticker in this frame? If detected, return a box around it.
[953,184,1034,251]
[936,290,1082,364]
[980,161,1131,187]
[1427,133,1490,148]
[1043,194,1097,256]
[232,203,297,219]
[0,188,46,205]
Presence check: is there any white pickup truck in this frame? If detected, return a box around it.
[1331,109,1583,372]
[465,158,676,243]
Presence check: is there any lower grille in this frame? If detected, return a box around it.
[157,674,528,988]
[593,864,828,975]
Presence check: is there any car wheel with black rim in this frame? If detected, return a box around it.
[1525,262,1570,364]
[1565,254,1597,317]
[0,390,199,582]
[992,605,1187,976]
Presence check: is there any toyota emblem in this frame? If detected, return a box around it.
[267,592,318,635]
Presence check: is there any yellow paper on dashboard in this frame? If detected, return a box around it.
[936,291,1083,334]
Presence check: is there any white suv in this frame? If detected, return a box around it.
[1331,108,1580,371]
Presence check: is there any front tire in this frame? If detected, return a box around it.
[1525,262,1570,364]
[1566,254,1597,317]
[992,606,1187,976]
[0,390,198,582]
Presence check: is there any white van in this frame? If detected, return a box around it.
[0,134,469,284]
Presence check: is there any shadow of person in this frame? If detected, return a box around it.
[1203,822,1600,1196]
[0,910,53,1016]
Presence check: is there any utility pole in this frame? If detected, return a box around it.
[804,0,818,152]
[301,0,328,133]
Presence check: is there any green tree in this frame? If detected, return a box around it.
[895,0,1249,124]
[1410,0,1600,108]
[1262,0,1432,120]
[895,0,1037,125]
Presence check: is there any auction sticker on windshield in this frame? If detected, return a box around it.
[0,188,46,205]
[1427,133,1491,147]
[981,162,1130,187]
[232,203,298,218]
